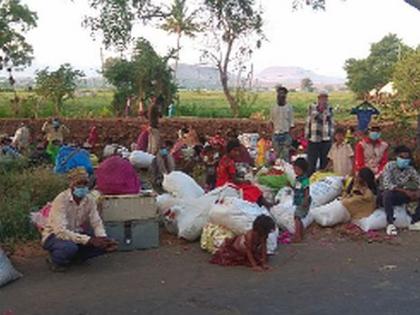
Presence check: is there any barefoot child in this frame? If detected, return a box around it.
[210,215,275,271]
[293,158,311,242]
[327,127,354,177]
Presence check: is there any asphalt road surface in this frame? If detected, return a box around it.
[2,231,420,315]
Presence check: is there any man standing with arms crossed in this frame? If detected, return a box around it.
[269,86,294,162]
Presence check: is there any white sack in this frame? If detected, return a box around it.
[354,207,412,232]
[310,199,350,227]
[129,151,155,169]
[310,176,344,208]
[271,202,314,233]
[0,249,22,287]
[162,171,204,199]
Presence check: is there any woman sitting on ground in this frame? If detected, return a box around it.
[341,167,377,220]
[216,139,271,208]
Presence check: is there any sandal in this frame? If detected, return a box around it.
[386,224,398,236]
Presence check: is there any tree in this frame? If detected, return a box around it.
[103,38,177,116]
[161,0,200,79]
[301,77,314,92]
[293,0,420,11]
[344,34,412,97]
[35,64,85,115]
[200,0,264,117]
[83,0,166,51]
[393,50,420,146]
[0,0,37,70]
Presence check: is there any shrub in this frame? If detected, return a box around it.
[0,167,67,244]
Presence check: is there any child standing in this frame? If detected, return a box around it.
[327,127,354,177]
[210,215,275,272]
[293,158,311,242]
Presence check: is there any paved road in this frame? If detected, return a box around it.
[2,232,420,315]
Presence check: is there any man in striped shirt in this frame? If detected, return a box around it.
[304,91,335,176]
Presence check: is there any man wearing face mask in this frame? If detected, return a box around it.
[149,140,175,192]
[42,168,117,271]
[379,146,420,236]
[354,124,389,178]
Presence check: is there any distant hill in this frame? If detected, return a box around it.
[255,66,345,88]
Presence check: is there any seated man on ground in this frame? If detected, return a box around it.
[216,139,271,208]
[42,168,117,271]
[96,151,141,195]
[150,140,176,192]
[355,124,388,178]
[378,145,420,236]
[0,135,21,159]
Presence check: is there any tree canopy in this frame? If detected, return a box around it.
[344,34,412,97]
[393,50,420,103]
[0,0,37,70]
[103,38,177,115]
[200,0,264,116]
[35,64,85,115]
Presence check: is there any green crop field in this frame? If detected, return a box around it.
[0,90,357,120]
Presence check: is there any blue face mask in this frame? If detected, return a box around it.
[396,157,411,169]
[160,148,169,157]
[369,132,381,141]
[52,121,60,128]
[73,186,89,199]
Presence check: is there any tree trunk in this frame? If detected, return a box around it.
[174,32,181,80]
[220,69,239,117]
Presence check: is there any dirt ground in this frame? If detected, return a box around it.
[2,229,420,315]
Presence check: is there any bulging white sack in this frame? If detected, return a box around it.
[162,171,204,199]
[310,199,350,227]
[310,176,344,208]
[129,151,155,169]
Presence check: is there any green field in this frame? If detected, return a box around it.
[0,90,357,120]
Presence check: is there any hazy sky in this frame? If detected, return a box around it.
[21,0,420,78]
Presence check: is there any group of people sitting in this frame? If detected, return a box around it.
[2,88,419,273]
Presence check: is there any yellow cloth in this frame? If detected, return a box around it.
[341,181,376,220]
[310,171,337,184]
[201,223,235,254]
[42,189,106,245]
[256,139,270,167]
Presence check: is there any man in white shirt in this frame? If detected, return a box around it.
[42,168,117,271]
[269,86,294,162]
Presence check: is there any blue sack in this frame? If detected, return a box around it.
[54,145,93,175]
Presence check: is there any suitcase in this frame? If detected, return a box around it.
[105,219,159,251]
[100,194,157,222]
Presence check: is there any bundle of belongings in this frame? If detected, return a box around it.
[0,247,22,288]
[156,171,279,254]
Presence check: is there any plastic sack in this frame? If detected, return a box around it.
[271,195,314,233]
[200,223,235,254]
[129,151,155,169]
[209,197,269,234]
[30,202,52,231]
[255,184,275,205]
[156,194,180,215]
[310,176,344,208]
[162,171,204,199]
[310,171,337,184]
[353,207,412,232]
[310,199,351,227]
[54,146,93,175]
[0,248,22,287]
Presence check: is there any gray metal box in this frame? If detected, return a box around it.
[100,194,157,222]
[105,219,159,251]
